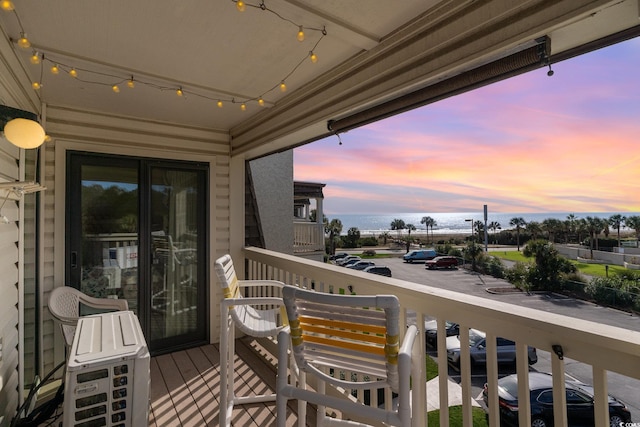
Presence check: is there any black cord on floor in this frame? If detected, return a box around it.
[11,361,65,427]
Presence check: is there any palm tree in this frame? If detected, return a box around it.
[608,214,626,248]
[379,231,390,245]
[542,218,563,243]
[390,218,406,239]
[625,215,640,248]
[566,214,577,243]
[509,217,527,251]
[420,216,436,243]
[585,216,603,258]
[488,221,501,244]
[474,220,484,244]
[405,224,416,251]
[526,221,542,241]
[325,218,343,255]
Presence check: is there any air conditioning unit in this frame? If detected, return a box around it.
[63,310,150,427]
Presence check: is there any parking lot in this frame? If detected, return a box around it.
[341,253,640,420]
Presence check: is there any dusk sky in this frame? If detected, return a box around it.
[294,37,640,216]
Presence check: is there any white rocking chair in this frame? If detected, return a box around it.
[276,286,420,427]
[214,254,288,427]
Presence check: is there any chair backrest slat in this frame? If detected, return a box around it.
[283,286,401,391]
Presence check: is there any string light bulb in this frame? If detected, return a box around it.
[258,97,265,107]
[297,26,305,42]
[50,64,59,75]
[236,1,245,12]
[17,33,30,49]
[1,1,15,11]
[176,87,183,97]
[309,51,317,63]
[240,103,246,111]
[217,100,223,108]
[127,77,135,88]
[279,81,287,92]
[69,68,78,78]
[31,81,41,90]
[30,51,40,65]
[112,85,120,93]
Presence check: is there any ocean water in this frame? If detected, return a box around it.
[330,212,640,235]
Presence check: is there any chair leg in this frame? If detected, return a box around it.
[276,330,289,427]
[297,371,307,427]
[219,311,234,427]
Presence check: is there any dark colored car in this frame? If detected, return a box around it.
[363,266,392,277]
[424,320,459,347]
[402,249,437,263]
[336,255,360,266]
[482,372,632,427]
[446,328,537,366]
[347,260,376,271]
[329,252,349,261]
[425,256,458,269]
[342,257,363,268]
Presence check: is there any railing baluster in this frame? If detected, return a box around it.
[485,331,499,427]
[515,342,531,427]
[551,348,568,427]
[592,367,608,427]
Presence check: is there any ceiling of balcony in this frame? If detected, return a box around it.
[1,0,638,151]
[0,1,440,128]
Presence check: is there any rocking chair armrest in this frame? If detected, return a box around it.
[399,324,419,356]
[238,280,285,289]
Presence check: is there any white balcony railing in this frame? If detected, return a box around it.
[243,246,640,427]
[293,221,324,253]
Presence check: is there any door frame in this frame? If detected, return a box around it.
[54,141,215,359]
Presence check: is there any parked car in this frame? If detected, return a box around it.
[363,266,392,277]
[336,255,359,266]
[482,371,632,427]
[446,328,537,366]
[329,252,349,261]
[425,256,458,269]
[347,260,376,271]
[424,320,460,347]
[403,249,437,263]
[341,257,363,268]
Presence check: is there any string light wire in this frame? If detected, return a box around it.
[3,1,329,111]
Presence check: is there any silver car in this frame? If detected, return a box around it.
[446,328,537,366]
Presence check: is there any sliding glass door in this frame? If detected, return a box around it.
[66,152,208,354]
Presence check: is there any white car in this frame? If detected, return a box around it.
[446,328,537,366]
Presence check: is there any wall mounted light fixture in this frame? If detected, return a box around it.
[0,105,46,149]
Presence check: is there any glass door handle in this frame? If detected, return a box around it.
[70,251,77,269]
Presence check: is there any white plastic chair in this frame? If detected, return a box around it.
[276,286,420,427]
[48,286,129,355]
[214,254,288,427]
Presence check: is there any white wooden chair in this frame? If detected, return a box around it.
[276,286,420,427]
[214,254,288,427]
[48,286,129,357]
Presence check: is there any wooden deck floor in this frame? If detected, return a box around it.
[149,338,310,426]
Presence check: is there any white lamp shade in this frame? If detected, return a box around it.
[3,118,45,149]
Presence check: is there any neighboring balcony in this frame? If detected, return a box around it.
[293,220,324,254]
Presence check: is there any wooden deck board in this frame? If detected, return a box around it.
[149,339,308,426]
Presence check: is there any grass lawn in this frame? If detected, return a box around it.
[489,250,531,263]
[426,355,438,381]
[490,251,632,278]
[427,406,488,427]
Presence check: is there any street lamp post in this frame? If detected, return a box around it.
[465,219,473,242]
